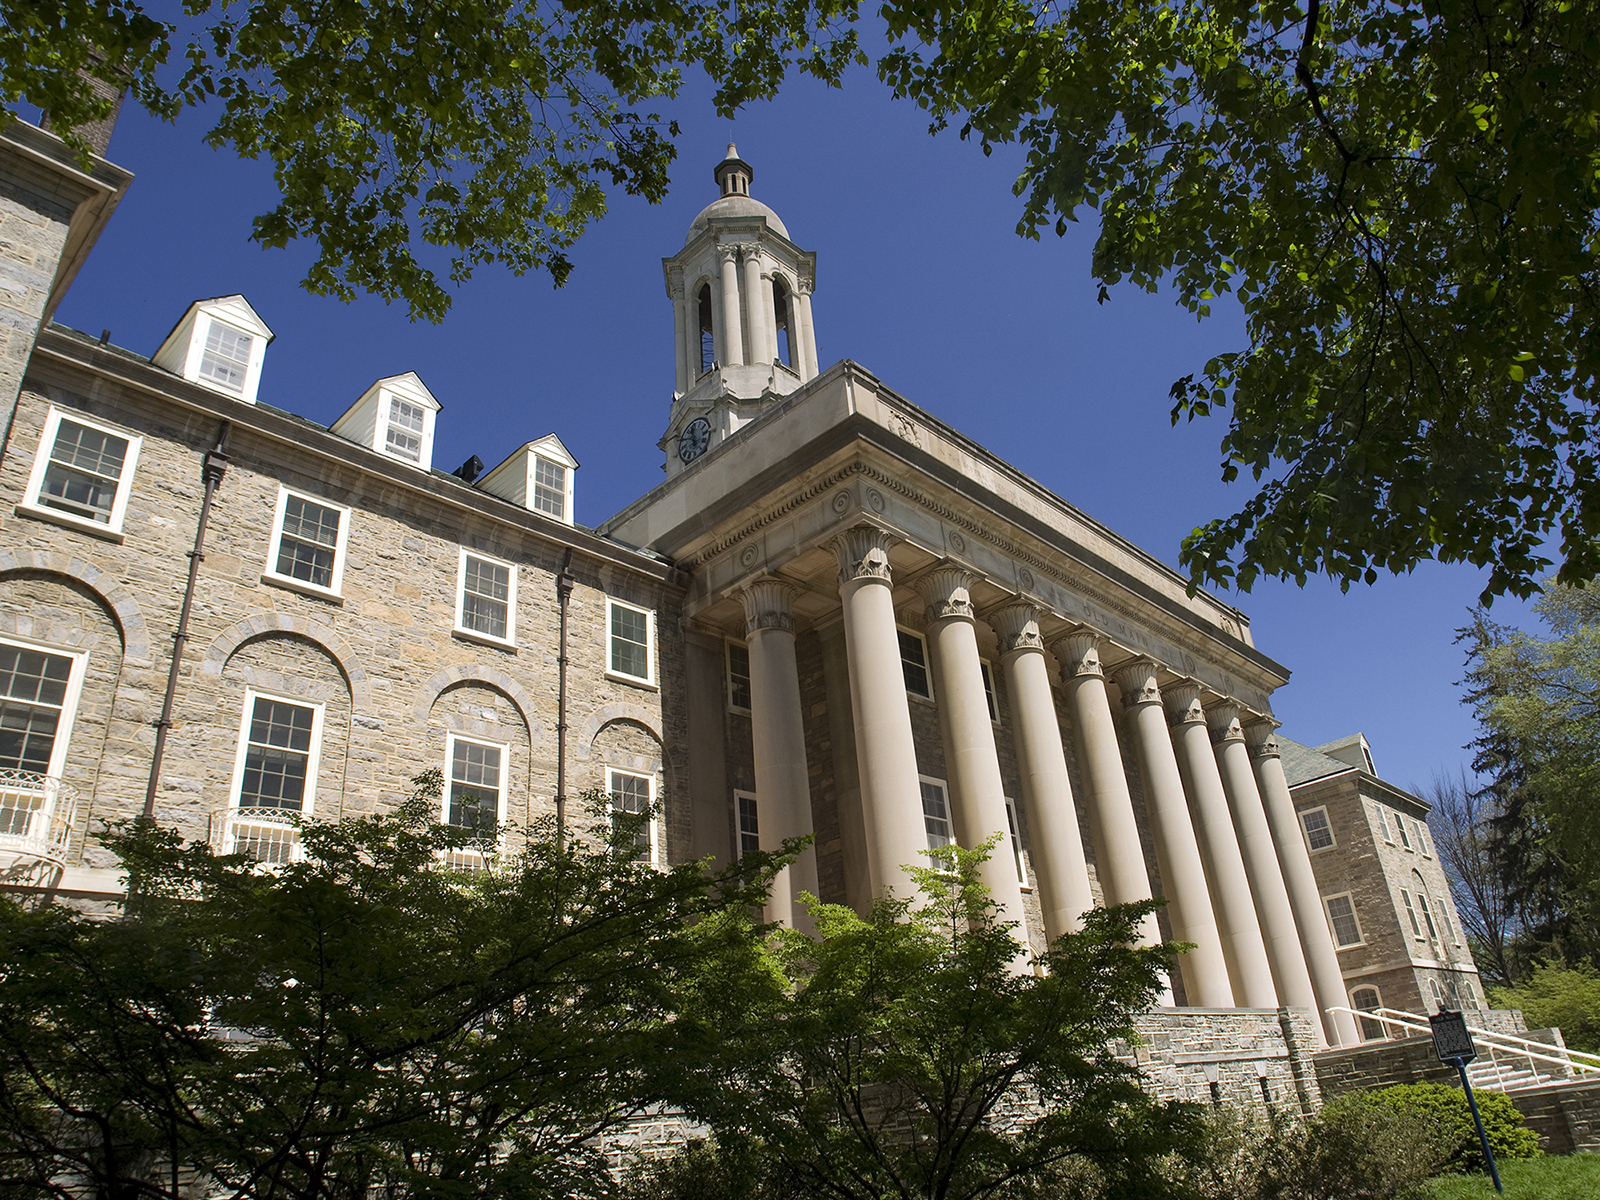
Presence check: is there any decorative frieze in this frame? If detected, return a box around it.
[917,565,977,623]
[992,603,1045,655]
[740,578,796,635]
[831,526,894,584]
[1053,630,1104,678]
[1162,681,1206,727]
[1112,659,1163,709]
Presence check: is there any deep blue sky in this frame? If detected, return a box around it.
[47,64,1539,795]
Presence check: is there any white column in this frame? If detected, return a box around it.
[1111,659,1234,1008]
[1164,682,1277,1008]
[832,527,925,901]
[742,579,820,932]
[670,279,689,395]
[1246,718,1362,1046]
[1209,702,1325,1044]
[759,269,777,368]
[1053,634,1161,946]
[741,246,768,365]
[797,281,818,379]
[918,568,1029,959]
[995,604,1094,941]
[718,244,744,367]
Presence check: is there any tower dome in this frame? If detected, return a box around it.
[685,144,789,243]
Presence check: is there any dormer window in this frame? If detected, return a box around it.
[330,372,440,470]
[476,434,578,525]
[532,456,567,519]
[152,295,274,405]
[199,322,254,393]
[385,396,426,462]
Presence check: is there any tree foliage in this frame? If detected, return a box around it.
[671,842,1198,1200]
[1487,960,1600,1055]
[0,773,779,1200]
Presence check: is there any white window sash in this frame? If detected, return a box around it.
[897,626,933,701]
[263,486,352,597]
[443,733,509,834]
[606,599,656,685]
[227,689,325,820]
[454,549,518,645]
[21,406,143,536]
[0,634,89,780]
[606,767,657,863]
[733,788,759,860]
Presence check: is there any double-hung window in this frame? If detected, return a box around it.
[607,768,655,863]
[265,488,351,598]
[228,691,322,864]
[980,661,1000,722]
[0,638,85,778]
[456,551,516,646]
[899,629,932,699]
[22,407,142,536]
[1323,893,1364,947]
[734,789,760,859]
[919,777,952,850]
[1374,805,1393,843]
[442,735,505,868]
[1351,987,1386,1041]
[727,641,752,712]
[607,599,655,686]
[385,397,425,462]
[1400,889,1423,938]
[1299,806,1335,851]
[198,321,254,393]
[1004,797,1027,885]
[1395,811,1413,850]
[532,456,568,520]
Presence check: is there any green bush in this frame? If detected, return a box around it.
[1369,1083,1540,1172]
[1488,962,1600,1055]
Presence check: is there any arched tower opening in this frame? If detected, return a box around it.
[698,283,715,373]
[772,276,794,369]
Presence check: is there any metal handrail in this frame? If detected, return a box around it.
[1330,1006,1599,1077]
[0,770,78,866]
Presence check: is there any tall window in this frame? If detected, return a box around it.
[919,777,952,850]
[267,488,350,596]
[1413,871,1440,942]
[199,321,254,392]
[1373,804,1393,843]
[608,768,654,862]
[772,277,793,368]
[234,695,320,813]
[727,641,751,712]
[1351,986,1386,1041]
[446,735,504,832]
[1004,797,1027,884]
[980,661,999,722]
[1400,889,1423,938]
[734,789,759,858]
[532,457,567,519]
[0,641,81,777]
[1323,893,1363,947]
[456,551,516,644]
[1299,806,1334,851]
[24,408,142,534]
[385,396,425,462]
[899,629,931,699]
[607,599,655,684]
[1395,810,1413,850]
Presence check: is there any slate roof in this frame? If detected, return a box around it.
[1276,735,1361,788]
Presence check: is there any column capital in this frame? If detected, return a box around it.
[1052,629,1105,678]
[917,565,977,623]
[831,526,895,584]
[991,603,1045,655]
[1162,681,1206,726]
[741,578,796,635]
[1111,658,1163,710]
[1206,701,1246,744]
[716,242,740,264]
[1243,716,1282,759]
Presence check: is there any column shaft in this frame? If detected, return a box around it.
[1111,660,1234,1007]
[797,286,817,379]
[1210,704,1324,1042]
[833,528,925,900]
[742,250,768,364]
[996,606,1094,941]
[1248,720,1362,1046]
[719,248,744,367]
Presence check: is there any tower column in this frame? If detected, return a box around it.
[1052,634,1161,946]
[1246,718,1362,1046]
[741,246,769,365]
[1209,701,1325,1043]
[1164,683,1277,1008]
[918,569,1029,958]
[718,243,744,367]
[797,280,818,379]
[741,579,819,931]
[670,278,689,394]
[1110,659,1233,1007]
[832,527,926,901]
[995,604,1094,941]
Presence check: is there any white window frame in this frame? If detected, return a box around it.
[1400,888,1424,939]
[262,486,352,601]
[1373,803,1394,844]
[1417,820,1433,857]
[228,689,325,819]
[1299,805,1335,852]
[530,454,572,522]
[898,625,933,701]
[606,767,657,864]
[454,549,518,648]
[734,788,760,860]
[1350,986,1387,1041]
[1004,796,1028,886]
[918,775,953,852]
[1322,891,1365,948]
[20,406,143,539]
[980,659,1000,723]
[197,317,256,394]
[0,634,88,779]
[726,638,751,714]
[442,733,509,863]
[605,598,657,687]
[1395,809,1413,850]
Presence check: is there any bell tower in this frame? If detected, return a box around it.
[660,145,819,477]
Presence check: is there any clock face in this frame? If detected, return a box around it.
[678,416,712,464]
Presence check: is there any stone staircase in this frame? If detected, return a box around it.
[1466,1057,1560,1093]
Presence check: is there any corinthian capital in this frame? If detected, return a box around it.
[1052,630,1104,678]
[917,566,977,623]
[1206,701,1245,744]
[831,526,895,584]
[1243,716,1282,759]
[1161,681,1205,726]
[1111,659,1162,710]
[716,242,739,264]
[992,603,1045,655]
[741,578,796,635]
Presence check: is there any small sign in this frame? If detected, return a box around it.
[1430,1009,1477,1063]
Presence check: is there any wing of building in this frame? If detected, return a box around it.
[2,124,1511,1103]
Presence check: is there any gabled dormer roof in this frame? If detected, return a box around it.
[151,295,275,404]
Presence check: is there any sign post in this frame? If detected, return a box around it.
[1430,1009,1502,1194]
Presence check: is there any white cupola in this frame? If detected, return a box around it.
[329,371,441,470]
[659,145,820,478]
[152,295,273,404]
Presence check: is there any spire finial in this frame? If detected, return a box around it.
[714,144,754,197]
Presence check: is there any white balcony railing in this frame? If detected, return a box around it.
[210,806,304,865]
[0,770,78,867]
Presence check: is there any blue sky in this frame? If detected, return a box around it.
[47,63,1539,795]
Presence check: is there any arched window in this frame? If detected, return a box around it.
[772,276,794,368]
[697,283,715,373]
[1351,986,1385,1041]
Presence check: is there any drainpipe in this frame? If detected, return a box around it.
[555,548,574,850]
[143,421,230,820]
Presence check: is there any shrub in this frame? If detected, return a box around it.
[1263,1090,1454,1200]
[1369,1083,1539,1172]
[1488,961,1600,1055]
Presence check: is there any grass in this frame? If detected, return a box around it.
[1423,1154,1600,1200]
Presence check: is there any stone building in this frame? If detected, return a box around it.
[2,122,1497,1108]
